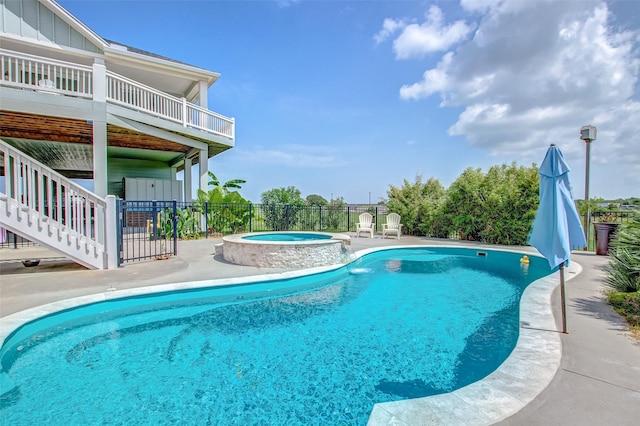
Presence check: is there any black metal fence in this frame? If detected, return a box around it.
[117,201,389,264]
[118,200,178,266]
[0,230,38,249]
[591,211,632,223]
[198,203,387,236]
[7,201,633,264]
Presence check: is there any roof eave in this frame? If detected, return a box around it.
[103,46,220,86]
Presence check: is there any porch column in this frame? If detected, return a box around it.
[92,59,108,197]
[199,81,208,108]
[199,149,208,193]
[184,157,192,201]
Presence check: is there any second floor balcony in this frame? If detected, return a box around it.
[0,49,235,141]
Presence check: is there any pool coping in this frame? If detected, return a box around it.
[0,245,578,424]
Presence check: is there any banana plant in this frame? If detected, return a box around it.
[157,207,201,240]
[194,188,251,234]
[208,171,246,193]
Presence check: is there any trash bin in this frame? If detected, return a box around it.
[594,222,619,255]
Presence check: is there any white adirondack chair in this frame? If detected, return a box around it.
[382,213,403,239]
[356,212,374,238]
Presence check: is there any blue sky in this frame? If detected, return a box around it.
[60,0,640,203]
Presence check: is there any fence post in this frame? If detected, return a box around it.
[375,206,378,232]
[249,203,253,232]
[105,195,118,269]
[205,202,209,238]
[319,205,323,231]
[172,200,178,255]
[118,200,125,266]
[286,204,290,231]
[347,206,350,232]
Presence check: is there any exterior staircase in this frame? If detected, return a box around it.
[0,139,108,269]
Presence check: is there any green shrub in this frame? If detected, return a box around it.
[386,175,446,236]
[402,163,539,244]
[607,292,640,327]
[605,212,640,292]
[261,186,306,231]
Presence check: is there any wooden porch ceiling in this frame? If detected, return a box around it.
[0,111,190,153]
[0,111,228,178]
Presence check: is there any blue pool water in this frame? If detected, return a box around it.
[242,232,333,242]
[0,248,551,425]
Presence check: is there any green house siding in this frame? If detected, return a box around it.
[108,158,174,198]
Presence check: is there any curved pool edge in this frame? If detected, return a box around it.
[0,245,576,426]
[367,255,581,426]
[0,262,347,350]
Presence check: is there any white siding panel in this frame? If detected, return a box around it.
[3,0,21,35]
[38,2,54,41]
[53,14,68,45]
[70,27,84,49]
[1,0,102,52]
[21,0,38,38]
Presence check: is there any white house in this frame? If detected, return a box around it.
[0,0,235,268]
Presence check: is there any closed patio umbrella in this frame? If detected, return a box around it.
[529,144,586,333]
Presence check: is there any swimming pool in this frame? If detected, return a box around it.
[0,247,554,424]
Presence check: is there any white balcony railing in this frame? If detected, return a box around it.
[0,49,92,97]
[0,49,234,139]
[106,71,184,123]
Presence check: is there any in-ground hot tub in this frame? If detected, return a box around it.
[222,232,351,268]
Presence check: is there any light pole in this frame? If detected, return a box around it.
[580,125,597,249]
[368,191,371,206]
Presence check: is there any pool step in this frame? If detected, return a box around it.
[0,371,17,397]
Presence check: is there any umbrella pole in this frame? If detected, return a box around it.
[560,264,567,334]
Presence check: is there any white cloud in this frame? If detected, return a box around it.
[400,52,454,100]
[386,0,640,197]
[376,6,473,59]
[397,6,473,59]
[232,145,348,168]
[374,18,406,44]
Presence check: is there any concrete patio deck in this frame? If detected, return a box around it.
[0,235,638,425]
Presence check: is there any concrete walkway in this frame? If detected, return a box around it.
[498,251,640,426]
[1,236,638,424]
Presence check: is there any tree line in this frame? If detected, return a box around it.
[385,163,540,245]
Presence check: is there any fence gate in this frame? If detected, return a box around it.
[117,200,177,266]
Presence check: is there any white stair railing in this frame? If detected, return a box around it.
[0,140,107,269]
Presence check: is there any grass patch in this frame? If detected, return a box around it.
[607,291,640,340]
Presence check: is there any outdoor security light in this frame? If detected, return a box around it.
[580,124,597,249]
[580,125,597,141]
